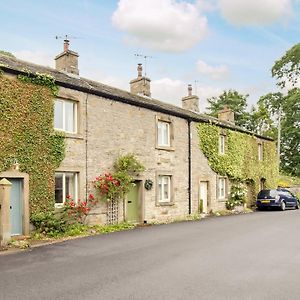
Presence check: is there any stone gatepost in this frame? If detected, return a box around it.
[0,178,12,246]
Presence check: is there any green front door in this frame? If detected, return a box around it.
[127,181,140,223]
[10,179,23,235]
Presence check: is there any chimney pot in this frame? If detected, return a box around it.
[63,39,69,52]
[182,84,199,113]
[55,39,79,75]
[130,63,151,97]
[188,84,192,96]
[137,63,143,78]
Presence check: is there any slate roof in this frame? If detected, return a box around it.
[0,54,273,141]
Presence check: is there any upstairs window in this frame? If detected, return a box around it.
[55,172,78,207]
[157,120,170,147]
[54,99,77,133]
[219,135,226,155]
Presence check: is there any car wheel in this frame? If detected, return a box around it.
[295,203,299,210]
[280,201,286,211]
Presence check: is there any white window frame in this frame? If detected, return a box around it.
[158,175,172,204]
[219,135,225,155]
[157,120,170,147]
[55,172,78,207]
[218,177,226,200]
[54,99,78,133]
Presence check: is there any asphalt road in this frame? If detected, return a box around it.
[1,210,300,300]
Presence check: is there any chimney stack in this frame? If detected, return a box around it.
[130,64,151,97]
[182,84,199,113]
[218,105,235,124]
[55,38,79,75]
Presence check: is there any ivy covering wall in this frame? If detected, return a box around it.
[197,123,278,194]
[0,74,65,213]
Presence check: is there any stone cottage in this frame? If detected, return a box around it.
[0,40,278,234]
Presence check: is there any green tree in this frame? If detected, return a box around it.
[272,43,300,88]
[247,104,275,138]
[258,90,300,176]
[206,90,250,128]
[0,50,15,58]
[280,89,300,176]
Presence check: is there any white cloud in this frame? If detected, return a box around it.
[196,0,217,12]
[218,0,293,26]
[196,59,229,80]
[13,50,54,67]
[152,77,221,112]
[112,0,208,52]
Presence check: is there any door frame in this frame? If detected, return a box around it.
[124,179,144,224]
[0,170,30,236]
[199,181,209,214]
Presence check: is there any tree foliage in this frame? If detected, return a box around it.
[206,90,250,128]
[272,43,300,88]
[0,50,15,58]
[257,89,300,176]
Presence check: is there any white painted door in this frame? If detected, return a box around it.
[199,181,208,213]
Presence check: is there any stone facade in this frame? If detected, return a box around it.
[0,52,278,226]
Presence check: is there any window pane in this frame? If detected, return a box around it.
[163,177,169,200]
[54,100,63,130]
[55,173,63,204]
[157,121,170,146]
[163,123,169,145]
[219,178,225,198]
[65,101,75,132]
[65,173,76,199]
[157,122,163,145]
[158,176,162,201]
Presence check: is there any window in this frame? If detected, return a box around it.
[158,175,172,203]
[218,177,226,200]
[258,143,263,161]
[55,172,78,206]
[157,120,170,147]
[219,135,225,154]
[54,99,77,133]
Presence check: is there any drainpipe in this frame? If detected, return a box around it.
[85,92,88,200]
[188,119,192,215]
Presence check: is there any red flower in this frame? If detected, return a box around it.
[66,194,72,199]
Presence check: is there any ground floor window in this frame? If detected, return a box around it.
[218,177,227,200]
[55,172,78,207]
[157,175,172,204]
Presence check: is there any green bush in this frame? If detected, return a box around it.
[30,211,67,237]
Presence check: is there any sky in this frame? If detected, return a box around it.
[1,0,300,112]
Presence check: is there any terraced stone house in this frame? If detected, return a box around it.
[0,40,278,235]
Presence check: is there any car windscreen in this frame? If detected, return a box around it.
[257,190,277,199]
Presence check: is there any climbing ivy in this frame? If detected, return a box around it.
[18,70,58,96]
[197,123,278,197]
[0,73,65,214]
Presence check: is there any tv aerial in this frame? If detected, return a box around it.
[134,53,154,77]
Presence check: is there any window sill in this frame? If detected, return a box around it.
[156,202,174,207]
[53,130,84,140]
[65,133,84,140]
[156,145,175,151]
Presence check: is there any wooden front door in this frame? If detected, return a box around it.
[199,181,208,213]
[10,179,23,235]
[126,181,141,223]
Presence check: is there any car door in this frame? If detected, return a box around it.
[281,190,296,207]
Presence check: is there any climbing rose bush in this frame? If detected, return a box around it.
[63,194,96,224]
[93,172,133,202]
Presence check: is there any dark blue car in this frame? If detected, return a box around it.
[256,189,300,211]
